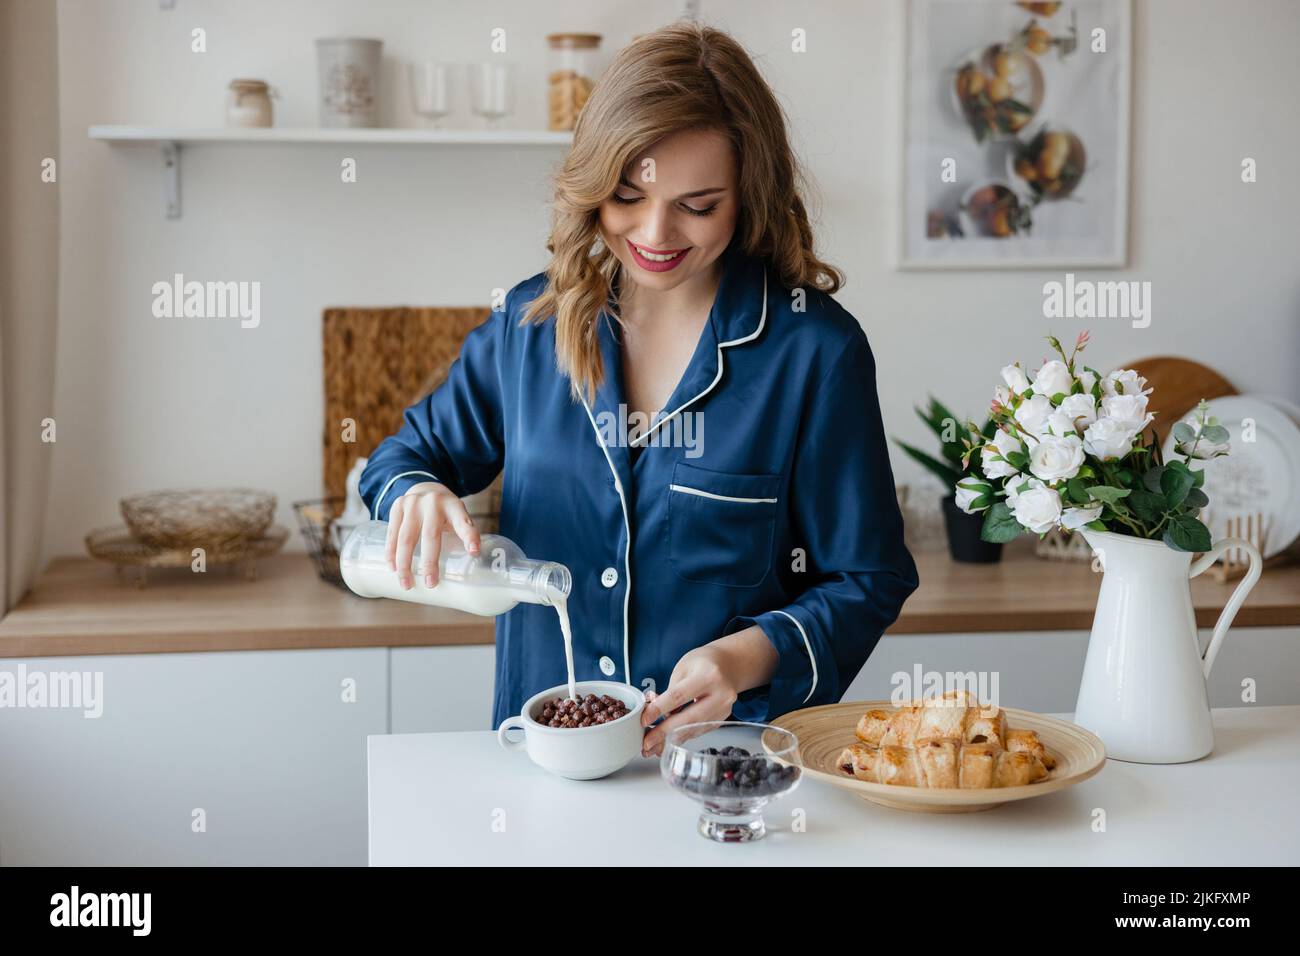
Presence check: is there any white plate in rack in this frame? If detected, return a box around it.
[1161,394,1300,557]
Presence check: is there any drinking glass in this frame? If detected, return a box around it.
[409,61,454,128]
[469,61,515,129]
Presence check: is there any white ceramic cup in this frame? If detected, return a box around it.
[497,680,646,780]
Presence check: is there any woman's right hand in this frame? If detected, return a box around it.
[385,481,481,589]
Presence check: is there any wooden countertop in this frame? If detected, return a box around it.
[1,543,1297,658]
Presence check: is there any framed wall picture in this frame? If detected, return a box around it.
[899,0,1132,269]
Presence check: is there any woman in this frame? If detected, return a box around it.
[359,22,919,756]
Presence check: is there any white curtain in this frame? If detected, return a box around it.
[0,0,60,611]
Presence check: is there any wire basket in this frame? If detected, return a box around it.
[292,497,350,590]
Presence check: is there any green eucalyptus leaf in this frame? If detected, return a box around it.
[980,502,1024,543]
[1142,465,1166,492]
[1129,487,1168,523]
[1184,487,1209,510]
[1164,514,1212,553]
[1173,422,1195,444]
[1160,466,1195,509]
[1202,424,1230,444]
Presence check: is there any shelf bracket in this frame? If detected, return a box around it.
[161,141,181,219]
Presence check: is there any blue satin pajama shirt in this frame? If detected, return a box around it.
[359,243,920,729]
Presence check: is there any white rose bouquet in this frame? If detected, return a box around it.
[955,332,1231,552]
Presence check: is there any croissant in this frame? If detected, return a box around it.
[838,740,1050,788]
[839,691,1055,789]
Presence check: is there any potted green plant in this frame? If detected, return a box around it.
[894,398,1002,563]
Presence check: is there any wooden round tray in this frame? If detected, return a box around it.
[765,700,1106,813]
[85,525,289,586]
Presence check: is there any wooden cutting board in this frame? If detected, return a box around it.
[321,307,493,504]
[1123,356,1237,447]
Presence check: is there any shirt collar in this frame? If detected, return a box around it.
[586,242,769,470]
[707,240,769,347]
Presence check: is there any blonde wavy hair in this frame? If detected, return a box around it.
[522,20,843,403]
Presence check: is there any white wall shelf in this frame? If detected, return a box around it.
[88,125,573,218]
[89,125,573,146]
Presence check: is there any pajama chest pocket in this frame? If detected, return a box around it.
[667,461,781,588]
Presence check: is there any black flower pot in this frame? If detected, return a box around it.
[941,494,1004,564]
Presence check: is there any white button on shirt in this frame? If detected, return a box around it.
[598,656,616,676]
[600,567,619,588]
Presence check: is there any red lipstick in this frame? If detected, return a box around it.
[626,239,690,273]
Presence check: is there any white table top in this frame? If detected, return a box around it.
[367,705,1300,866]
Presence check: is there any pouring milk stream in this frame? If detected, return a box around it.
[339,520,578,700]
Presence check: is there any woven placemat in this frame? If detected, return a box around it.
[322,306,494,503]
[86,525,289,567]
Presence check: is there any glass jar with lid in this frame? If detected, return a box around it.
[546,33,602,131]
[226,79,275,128]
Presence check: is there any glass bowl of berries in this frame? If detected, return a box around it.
[660,721,801,842]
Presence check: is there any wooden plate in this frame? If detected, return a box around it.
[765,700,1106,813]
[1124,356,1237,449]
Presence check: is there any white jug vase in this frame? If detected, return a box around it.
[1075,528,1261,764]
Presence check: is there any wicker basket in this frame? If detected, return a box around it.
[1035,527,1094,561]
[121,488,276,549]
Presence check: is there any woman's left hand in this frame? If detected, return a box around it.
[640,626,778,757]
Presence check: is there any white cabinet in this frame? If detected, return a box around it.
[0,648,386,865]
[390,646,496,733]
[3,626,1294,866]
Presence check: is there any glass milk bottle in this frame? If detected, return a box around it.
[339,520,571,615]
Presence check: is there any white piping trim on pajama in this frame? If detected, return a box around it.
[579,394,633,686]
[668,484,777,504]
[373,470,440,521]
[771,608,817,704]
[630,273,769,448]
